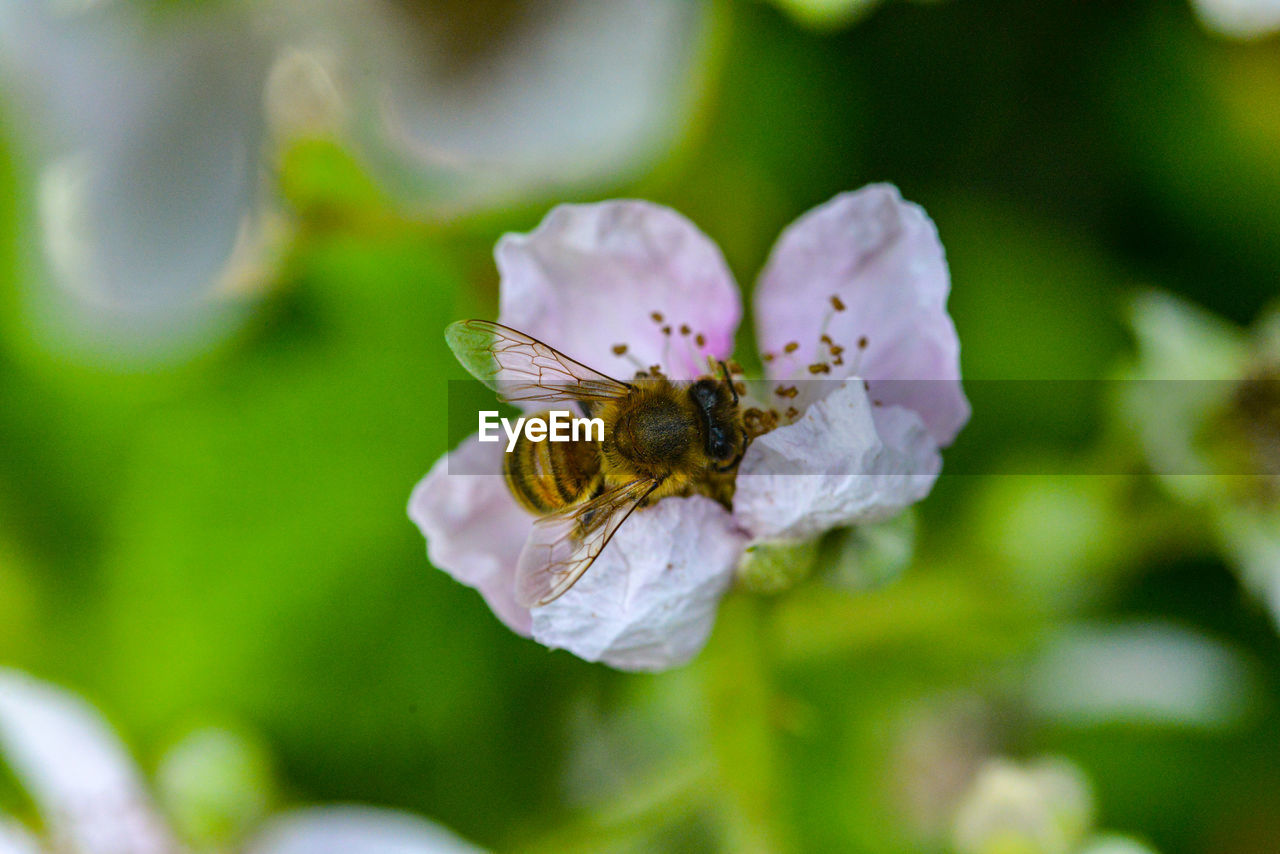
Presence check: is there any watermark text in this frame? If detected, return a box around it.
[478,410,605,452]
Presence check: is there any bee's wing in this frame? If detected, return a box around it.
[515,478,661,608]
[446,319,632,406]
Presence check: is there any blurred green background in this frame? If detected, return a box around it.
[2,1,1280,852]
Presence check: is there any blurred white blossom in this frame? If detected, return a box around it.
[0,0,716,358]
[1190,0,1280,38]
[0,0,280,356]
[262,0,716,213]
[1026,621,1256,730]
[0,668,484,854]
[953,757,1094,854]
[1120,291,1280,628]
[952,757,1156,854]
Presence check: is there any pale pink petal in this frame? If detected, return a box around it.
[0,670,181,854]
[496,201,742,384]
[754,185,969,445]
[245,806,485,854]
[733,379,940,542]
[408,436,533,636]
[531,496,746,671]
[0,821,39,854]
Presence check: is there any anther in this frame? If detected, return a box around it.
[785,406,800,420]
[774,385,798,399]
[858,336,868,349]
[695,333,707,347]
[783,341,799,354]
[728,360,744,375]
[763,353,775,362]
[661,325,672,336]
[831,295,846,311]
[808,363,831,374]
[650,311,665,323]
[679,324,691,335]
[612,344,628,356]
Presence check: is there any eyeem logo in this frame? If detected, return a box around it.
[478,410,606,452]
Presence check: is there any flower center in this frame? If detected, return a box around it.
[610,309,716,380]
[755,294,873,428]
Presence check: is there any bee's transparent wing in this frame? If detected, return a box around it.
[515,478,661,607]
[446,319,632,405]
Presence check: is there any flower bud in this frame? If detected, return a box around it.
[156,726,275,848]
[737,538,820,594]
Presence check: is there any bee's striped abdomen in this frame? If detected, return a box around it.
[504,411,601,515]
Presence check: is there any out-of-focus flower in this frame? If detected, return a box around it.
[262,0,716,213]
[1190,0,1280,38]
[0,668,484,854]
[156,727,276,849]
[0,1,281,356]
[1119,291,1280,626]
[410,184,968,670]
[952,756,1156,854]
[1025,621,1257,730]
[0,1,714,358]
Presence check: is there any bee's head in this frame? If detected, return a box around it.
[689,376,748,471]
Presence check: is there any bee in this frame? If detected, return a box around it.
[446,319,750,607]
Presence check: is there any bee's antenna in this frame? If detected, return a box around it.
[718,360,738,404]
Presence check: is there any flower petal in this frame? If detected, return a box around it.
[1191,0,1280,38]
[244,806,485,854]
[408,436,533,636]
[531,496,745,671]
[733,379,940,542]
[0,669,180,854]
[754,185,968,445]
[275,0,713,211]
[2,2,271,321]
[0,821,39,854]
[497,201,742,385]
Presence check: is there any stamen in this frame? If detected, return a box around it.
[774,385,798,399]
[831,294,846,312]
[785,406,800,420]
[858,336,868,349]
[695,333,707,348]
[808,363,831,374]
[649,364,663,376]
[613,340,647,373]
[783,341,799,354]
[650,311,664,323]
[661,325,672,336]
[679,323,691,335]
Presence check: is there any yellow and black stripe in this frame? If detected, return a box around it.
[504,410,602,515]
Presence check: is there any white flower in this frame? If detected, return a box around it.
[261,0,716,213]
[0,668,484,854]
[0,1,279,354]
[1190,0,1280,38]
[1120,290,1280,627]
[410,185,969,670]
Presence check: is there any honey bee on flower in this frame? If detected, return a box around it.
[409,185,969,671]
